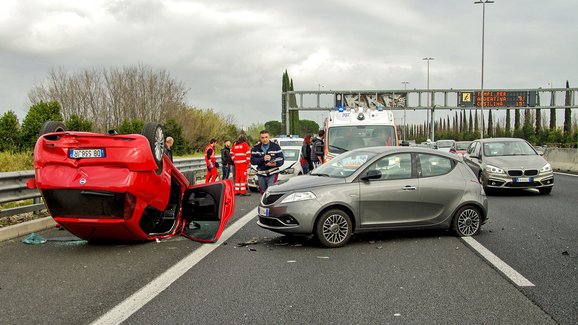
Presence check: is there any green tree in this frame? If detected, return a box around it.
[264,120,283,136]
[514,108,521,130]
[0,111,21,151]
[118,119,144,134]
[164,119,188,155]
[20,101,63,150]
[65,114,93,132]
[298,119,320,136]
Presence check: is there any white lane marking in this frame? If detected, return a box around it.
[91,208,258,325]
[461,236,534,287]
[554,171,578,177]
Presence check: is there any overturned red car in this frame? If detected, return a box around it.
[27,121,234,242]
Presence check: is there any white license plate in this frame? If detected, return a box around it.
[258,206,269,217]
[514,177,532,182]
[69,148,105,159]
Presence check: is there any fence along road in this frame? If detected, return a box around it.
[0,157,205,220]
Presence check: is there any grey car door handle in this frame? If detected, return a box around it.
[402,185,416,191]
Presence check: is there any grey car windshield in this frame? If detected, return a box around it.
[311,150,377,177]
[483,141,537,157]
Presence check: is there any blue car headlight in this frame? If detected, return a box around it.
[485,164,505,175]
[281,192,316,203]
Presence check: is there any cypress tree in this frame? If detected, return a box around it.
[549,87,556,130]
[564,80,572,134]
[488,109,494,138]
[469,110,473,133]
[505,108,511,135]
[281,71,289,133]
[514,108,521,130]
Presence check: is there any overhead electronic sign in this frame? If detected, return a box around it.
[458,91,536,108]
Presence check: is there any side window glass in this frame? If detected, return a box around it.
[419,154,453,177]
[368,153,412,180]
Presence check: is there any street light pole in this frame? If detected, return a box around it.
[423,57,434,140]
[401,81,410,141]
[475,0,494,139]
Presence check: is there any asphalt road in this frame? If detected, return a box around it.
[0,174,576,324]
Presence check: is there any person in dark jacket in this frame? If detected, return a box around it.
[164,137,174,162]
[310,129,325,168]
[250,130,284,194]
[220,140,234,180]
[301,134,313,174]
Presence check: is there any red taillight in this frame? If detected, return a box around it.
[123,192,136,220]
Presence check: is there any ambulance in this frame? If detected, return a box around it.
[323,106,399,161]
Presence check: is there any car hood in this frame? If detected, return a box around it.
[268,174,346,193]
[485,155,547,169]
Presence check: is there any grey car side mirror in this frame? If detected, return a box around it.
[361,170,382,181]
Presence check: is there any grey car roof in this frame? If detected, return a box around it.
[474,137,528,143]
[348,146,459,159]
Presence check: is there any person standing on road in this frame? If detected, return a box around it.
[300,134,313,174]
[221,140,234,180]
[230,134,251,195]
[204,138,219,183]
[164,136,174,162]
[251,130,284,194]
[310,129,325,169]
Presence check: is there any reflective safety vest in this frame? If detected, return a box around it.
[231,142,250,165]
[204,144,216,167]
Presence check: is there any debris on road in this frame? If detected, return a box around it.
[22,232,47,245]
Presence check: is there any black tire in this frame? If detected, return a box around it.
[452,205,482,237]
[141,122,164,173]
[539,187,553,195]
[249,186,259,193]
[39,121,66,135]
[315,209,352,248]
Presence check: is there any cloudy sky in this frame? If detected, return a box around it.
[1,0,576,129]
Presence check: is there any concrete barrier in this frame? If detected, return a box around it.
[544,148,578,173]
[0,217,57,242]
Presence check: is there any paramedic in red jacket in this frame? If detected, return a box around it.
[204,138,218,183]
[230,134,251,195]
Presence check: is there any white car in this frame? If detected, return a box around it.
[248,144,305,192]
[436,139,456,153]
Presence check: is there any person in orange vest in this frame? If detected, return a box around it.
[204,138,219,183]
[230,134,251,195]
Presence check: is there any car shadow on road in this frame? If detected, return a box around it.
[486,188,544,197]
[236,229,455,250]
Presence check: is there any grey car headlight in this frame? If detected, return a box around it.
[281,168,295,175]
[539,163,552,174]
[485,164,505,174]
[281,192,316,203]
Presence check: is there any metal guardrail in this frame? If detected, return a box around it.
[0,157,211,220]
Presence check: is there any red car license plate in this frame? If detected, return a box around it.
[69,148,105,159]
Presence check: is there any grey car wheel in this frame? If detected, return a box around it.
[315,209,352,248]
[452,205,481,236]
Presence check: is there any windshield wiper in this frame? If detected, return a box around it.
[329,145,347,152]
[312,173,331,177]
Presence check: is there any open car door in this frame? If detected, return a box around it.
[180,179,234,242]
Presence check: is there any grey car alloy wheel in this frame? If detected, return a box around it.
[316,209,352,248]
[453,206,481,236]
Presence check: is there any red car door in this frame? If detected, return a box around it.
[180,179,235,242]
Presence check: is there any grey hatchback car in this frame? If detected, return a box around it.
[463,138,554,194]
[257,147,488,247]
